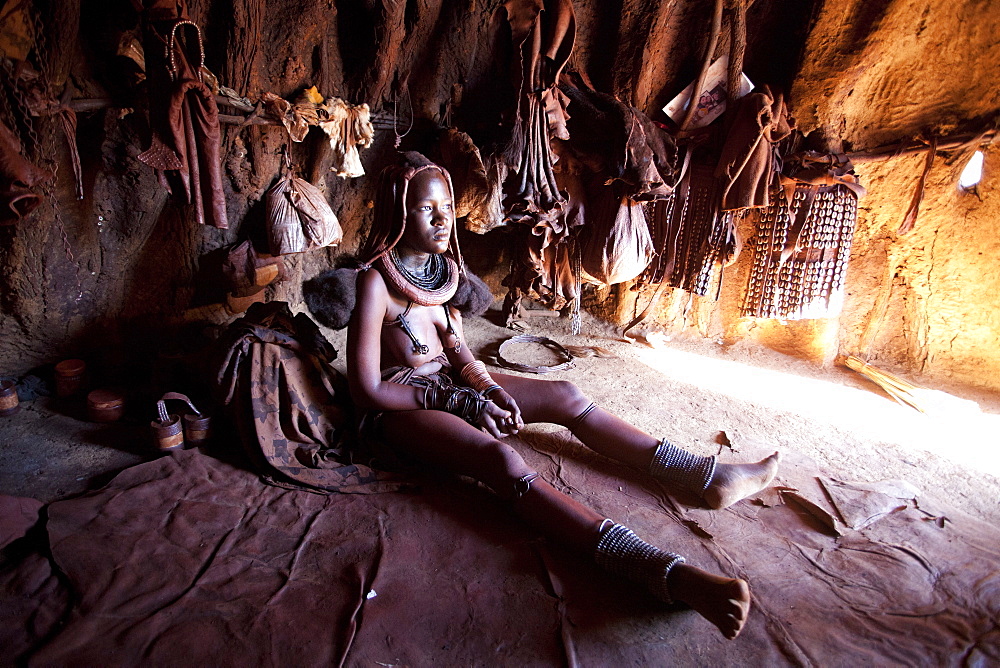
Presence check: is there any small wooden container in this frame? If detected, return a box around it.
[183,412,212,447]
[151,414,185,450]
[0,380,19,416]
[87,389,125,423]
[254,262,280,286]
[225,289,266,314]
[55,359,86,398]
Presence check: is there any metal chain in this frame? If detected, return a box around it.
[27,0,50,83]
[0,62,18,134]
[28,0,83,301]
[27,0,54,174]
[1,58,40,158]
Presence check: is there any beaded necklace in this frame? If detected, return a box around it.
[379,250,463,355]
[395,250,447,290]
[379,248,458,306]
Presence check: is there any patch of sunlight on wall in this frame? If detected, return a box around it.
[632,344,1000,479]
[958,150,984,190]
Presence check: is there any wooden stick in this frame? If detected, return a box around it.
[69,98,114,112]
[848,129,997,163]
[218,113,277,126]
[679,0,724,133]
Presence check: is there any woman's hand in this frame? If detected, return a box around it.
[476,400,513,438]
[485,388,522,436]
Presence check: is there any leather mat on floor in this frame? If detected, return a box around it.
[2,435,998,666]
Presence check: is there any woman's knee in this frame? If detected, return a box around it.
[483,440,532,476]
[541,379,591,420]
[468,439,533,490]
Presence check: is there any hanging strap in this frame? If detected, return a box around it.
[897,136,937,235]
[166,19,205,83]
[622,145,693,338]
[156,391,203,424]
[659,144,694,282]
[778,183,820,264]
[679,0,724,133]
[571,235,582,336]
[726,0,748,104]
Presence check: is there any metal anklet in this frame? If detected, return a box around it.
[648,438,717,494]
[595,522,685,604]
[512,472,539,500]
[569,401,597,431]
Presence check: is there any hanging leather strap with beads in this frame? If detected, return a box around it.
[742,153,865,320]
[656,160,724,297]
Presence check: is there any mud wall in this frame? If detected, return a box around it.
[796,0,1000,392]
[0,0,997,396]
[598,0,1000,394]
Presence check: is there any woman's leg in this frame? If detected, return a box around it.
[378,408,604,551]
[492,372,779,509]
[378,409,751,638]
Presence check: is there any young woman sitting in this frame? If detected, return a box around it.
[342,152,779,640]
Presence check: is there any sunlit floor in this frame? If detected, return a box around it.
[632,342,1000,480]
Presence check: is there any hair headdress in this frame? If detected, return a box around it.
[304,152,493,327]
[357,151,465,271]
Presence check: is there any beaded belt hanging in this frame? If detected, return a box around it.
[624,150,728,337]
[665,163,728,297]
[742,179,860,320]
[644,161,728,299]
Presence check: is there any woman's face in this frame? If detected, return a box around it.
[400,169,454,256]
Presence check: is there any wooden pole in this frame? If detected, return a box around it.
[679,0,725,133]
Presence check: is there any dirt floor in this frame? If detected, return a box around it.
[2,305,999,529]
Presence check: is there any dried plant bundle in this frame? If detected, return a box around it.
[844,356,979,416]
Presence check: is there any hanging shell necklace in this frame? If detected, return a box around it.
[379,248,458,307]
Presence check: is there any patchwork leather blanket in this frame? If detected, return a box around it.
[3,436,998,665]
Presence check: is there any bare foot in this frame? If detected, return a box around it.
[667,563,751,640]
[702,452,780,510]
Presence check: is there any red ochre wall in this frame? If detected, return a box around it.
[1,0,997,395]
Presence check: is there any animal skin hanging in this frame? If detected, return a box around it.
[137,11,228,229]
[0,115,48,224]
[501,0,576,220]
[497,0,578,327]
